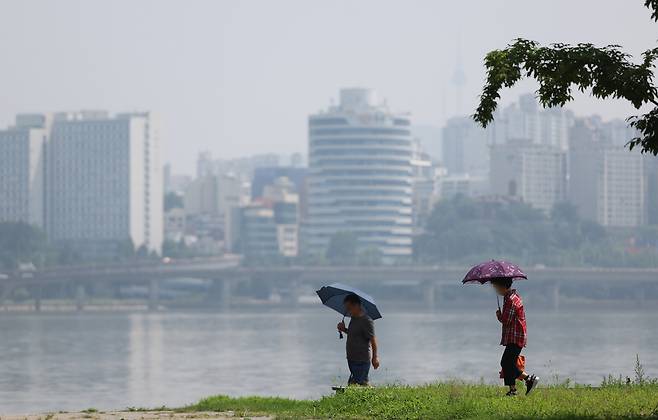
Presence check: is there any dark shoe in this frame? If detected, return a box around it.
[505,390,518,397]
[525,375,539,395]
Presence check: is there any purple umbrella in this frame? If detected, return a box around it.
[462,260,527,309]
[462,260,527,284]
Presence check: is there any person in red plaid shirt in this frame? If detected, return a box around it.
[492,278,539,396]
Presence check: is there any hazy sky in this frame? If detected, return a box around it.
[1,0,656,174]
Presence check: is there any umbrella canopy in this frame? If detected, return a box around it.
[462,260,527,284]
[316,283,382,320]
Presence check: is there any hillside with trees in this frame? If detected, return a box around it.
[414,196,658,267]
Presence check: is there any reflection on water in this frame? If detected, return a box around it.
[0,307,657,413]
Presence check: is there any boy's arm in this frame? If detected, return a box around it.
[367,319,379,369]
[371,336,379,369]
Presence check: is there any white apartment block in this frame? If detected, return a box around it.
[184,173,244,220]
[442,116,489,177]
[411,139,438,227]
[0,117,48,227]
[45,111,162,254]
[266,178,300,257]
[569,119,647,227]
[490,141,567,214]
[598,149,646,227]
[488,94,573,151]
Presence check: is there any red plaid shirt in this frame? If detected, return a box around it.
[499,289,527,348]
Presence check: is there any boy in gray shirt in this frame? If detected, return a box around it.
[337,294,379,385]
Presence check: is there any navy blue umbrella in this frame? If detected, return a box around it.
[316,283,382,339]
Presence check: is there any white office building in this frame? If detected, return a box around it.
[442,116,490,177]
[600,118,638,148]
[411,139,438,227]
[488,94,573,150]
[0,116,49,227]
[306,88,413,262]
[184,173,244,222]
[46,111,163,254]
[569,119,646,227]
[264,177,300,257]
[490,140,567,214]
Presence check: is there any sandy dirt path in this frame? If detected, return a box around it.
[1,411,271,420]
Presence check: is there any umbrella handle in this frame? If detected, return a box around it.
[338,314,345,339]
[497,295,501,311]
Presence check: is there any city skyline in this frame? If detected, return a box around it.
[0,89,655,268]
[2,0,655,174]
[164,99,640,179]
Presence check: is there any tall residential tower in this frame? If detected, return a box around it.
[568,119,646,227]
[0,115,49,227]
[306,88,413,262]
[46,111,163,255]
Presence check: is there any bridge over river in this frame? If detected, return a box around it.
[1,257,656,311]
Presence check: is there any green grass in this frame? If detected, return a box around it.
[183,383,658,419]
[81,407,98,413]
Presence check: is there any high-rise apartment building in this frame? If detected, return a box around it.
[490,140,567,214]
[0,116,49,227]
[264,177,300,257]
[442,116,489,177]
[411,139,438,228]
[184,174,243,218]
[569,119,646,227]
[488,94,573,150]
[44,111,162,255]
[306,88,413,262]
[183,173,244,248]
[647,158,658,226]
[0,111,163,256]
[239,204,280,259]
[600,118,638,148]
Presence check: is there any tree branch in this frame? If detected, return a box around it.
[646,0,658,21]
[474,39,658,155]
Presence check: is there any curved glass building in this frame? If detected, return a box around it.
[306,88,413,262]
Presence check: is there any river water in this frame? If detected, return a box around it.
[1,306,657,414]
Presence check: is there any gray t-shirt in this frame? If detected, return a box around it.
[346,314,375,362]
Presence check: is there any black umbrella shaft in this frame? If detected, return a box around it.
[339,314,345,339]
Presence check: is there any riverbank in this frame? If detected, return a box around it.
[2,411,270,420]
[13,383,658,420]
[182,383,658,419]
